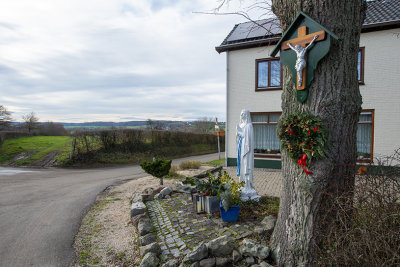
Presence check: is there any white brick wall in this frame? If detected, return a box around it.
[226,28,400,163]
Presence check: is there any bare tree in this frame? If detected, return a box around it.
[146,119,154,129]
[0,105,12,130]
[216,1,366,265]
[192,117,214,134]
[147,119,166,130]
[37,122,68,136]
[22,112,39,133]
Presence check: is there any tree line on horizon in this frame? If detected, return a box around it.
[0,105,224,137]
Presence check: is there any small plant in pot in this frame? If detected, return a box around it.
[189,172,225,213]
[219,172,244,222]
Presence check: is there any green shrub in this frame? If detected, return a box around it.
[140,158,171,185]
[179,160,201,170]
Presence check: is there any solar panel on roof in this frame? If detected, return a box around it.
[218,0,400,48]
[226,19,281,42]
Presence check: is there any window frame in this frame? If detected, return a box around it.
[358,47,365,85]
[251,112,282,158]
[357,109,374,163]
[255,58,283,91]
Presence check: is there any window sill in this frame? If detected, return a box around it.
[359,81,365,85]
[357,158,372,163]
[254,154,281,159]
[255,87,282,92]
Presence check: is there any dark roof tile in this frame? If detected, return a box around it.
[216,0,400,52]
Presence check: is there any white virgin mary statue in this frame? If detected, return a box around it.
[236,109,261,201]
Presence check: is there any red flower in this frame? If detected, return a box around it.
[286,129,296,135]
[312,126,320,132]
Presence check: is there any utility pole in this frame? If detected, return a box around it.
[215,117,220,160]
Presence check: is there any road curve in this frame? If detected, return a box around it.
[0,153,220,267]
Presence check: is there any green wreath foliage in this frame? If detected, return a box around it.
[278,112,328,164]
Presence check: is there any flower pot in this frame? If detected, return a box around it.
[193,193,206,213]
[205,196,220,214]
[190,190,199,202]
[220,201,240,222]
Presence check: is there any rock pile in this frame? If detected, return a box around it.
[178,236,274,267]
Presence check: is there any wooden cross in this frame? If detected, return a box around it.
[281,26,326,90]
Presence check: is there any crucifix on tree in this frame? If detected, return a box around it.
[271,12,338,103]
[281,26,325,90]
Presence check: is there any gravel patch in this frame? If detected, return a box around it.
[73,176,177,266]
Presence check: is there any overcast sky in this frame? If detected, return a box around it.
[0,0,261,122]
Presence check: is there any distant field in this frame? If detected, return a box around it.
[0,131,224,167]
[0,136,72,166]
[63,125,148,130]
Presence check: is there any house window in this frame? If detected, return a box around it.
[357,110,374,162]
[251,112,281,157]
[256,58,282,90]
[358,47,365,84]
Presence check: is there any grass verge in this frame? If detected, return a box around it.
[0,136,72,166]
[203,158,225,166]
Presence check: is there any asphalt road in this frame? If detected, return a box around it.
[0,153,220,267]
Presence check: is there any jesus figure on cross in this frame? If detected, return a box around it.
[287,34,319,87]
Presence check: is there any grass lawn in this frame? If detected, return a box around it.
[203,158,225,166]
[0,136,72,166]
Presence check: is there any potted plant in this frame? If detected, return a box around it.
[185,172,225,214]
[219,172,244,222]
[203,173,224,214]
[220,190,240,222]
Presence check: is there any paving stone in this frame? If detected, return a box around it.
[176,240,185,246]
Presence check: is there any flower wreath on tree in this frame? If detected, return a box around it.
[278,112,328,175]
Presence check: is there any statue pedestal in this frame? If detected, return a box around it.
[240,187,261,202]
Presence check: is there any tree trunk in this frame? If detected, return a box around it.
[270,1,366,266]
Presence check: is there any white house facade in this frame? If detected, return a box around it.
[216,0,400,169]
